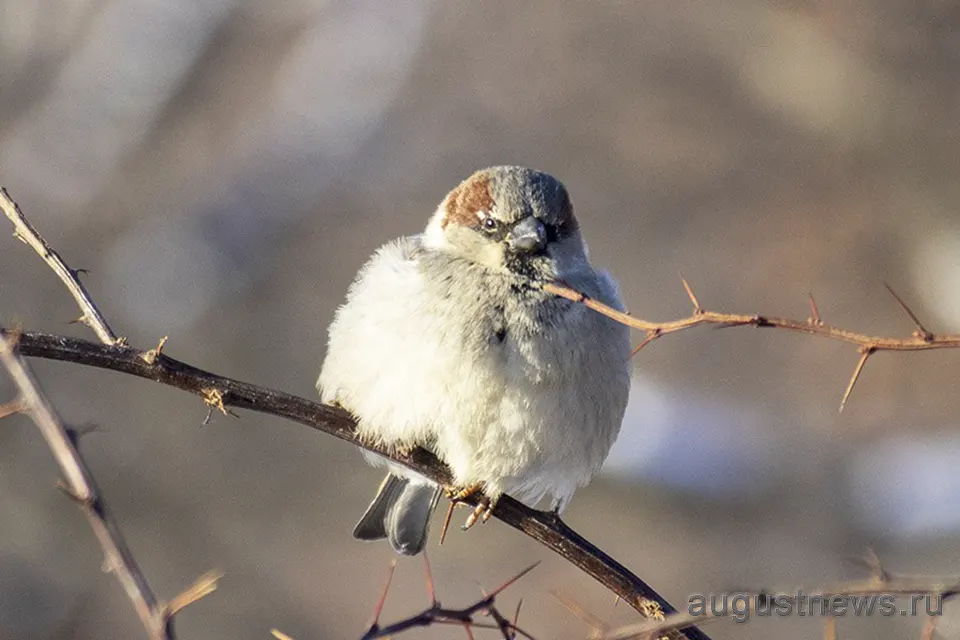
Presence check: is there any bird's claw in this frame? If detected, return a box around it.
[461,497,494,531]
[444,482,484,502]
[441,483,495,532]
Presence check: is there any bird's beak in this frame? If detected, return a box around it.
[507,217,547,254]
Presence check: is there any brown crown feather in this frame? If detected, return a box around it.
[441,174,494,230]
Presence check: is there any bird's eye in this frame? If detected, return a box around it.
[482,217,498,232]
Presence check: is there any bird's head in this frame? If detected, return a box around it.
[424,166,587,280]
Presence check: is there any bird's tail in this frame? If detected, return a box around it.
[353,473,442,555]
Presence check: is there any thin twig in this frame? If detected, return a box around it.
[423,552,438,605]
[542,281,960,352]
[512,598,524,634]
[0,333,218,639]
[165,570,223,618]
[824,615,836,640]
[360,562,538,639]
[365,561,397,632]
[0,187,123,345]
[542,281,960,410]
[0,397,25,419]
[551,590,609,638]
[920,614,938,640]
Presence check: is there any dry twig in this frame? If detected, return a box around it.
[358,558,538,639]
[273,560,537,639]
[0,187,123,345]
[551,590,610,639]
[0,333,219,639]
[543,281,960,411]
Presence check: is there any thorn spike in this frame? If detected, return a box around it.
[439,501,456,546]
[884,283,932,339]
[839,348,874,413]
[512,598,523,628]
[423,551,437,605]
[488,562,540,599]
[630,331,659,358]
[368,560,397,628]
[680,275,702,313]
[807,292,822,325]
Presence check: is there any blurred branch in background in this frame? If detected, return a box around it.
[1,187,123,346]
[0,331,220,640]
[275,557,537,639]
[598,561,959,640]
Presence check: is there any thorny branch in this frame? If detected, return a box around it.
[1,189,708,640]
[273,558,538,639]
[0,187,123,345]
[357,558,538,639]
[2,187,220,639]
[544,280,960,412]
[0,332,220,639]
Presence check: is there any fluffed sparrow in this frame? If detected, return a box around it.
[318,166,630,554]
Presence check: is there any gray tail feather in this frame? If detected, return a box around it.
[353,473,441,555]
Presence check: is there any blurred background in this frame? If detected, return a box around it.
[2,1,960,638]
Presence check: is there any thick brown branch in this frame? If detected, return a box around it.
[0,333,218,639]
[3,327,710,640]
[0,187,123,345]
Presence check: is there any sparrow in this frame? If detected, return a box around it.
[317,166,631,555]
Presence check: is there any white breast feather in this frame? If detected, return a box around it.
[318,236,631,510]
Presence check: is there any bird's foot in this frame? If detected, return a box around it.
[461,496,496,531]
[440,483,496,532]
[443,482,484,502]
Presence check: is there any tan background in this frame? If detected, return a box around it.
[2,1,960,638]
